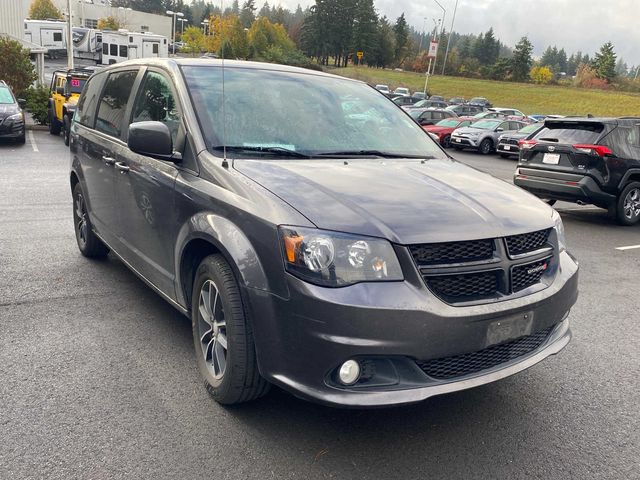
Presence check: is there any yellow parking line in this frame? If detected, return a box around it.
[28,130,39,152]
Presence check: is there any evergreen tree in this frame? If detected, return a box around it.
[350,0,378,63]
[592,41,616,82]
[393,13,409,65]
[240,0,256,28]
[511,36,533,82]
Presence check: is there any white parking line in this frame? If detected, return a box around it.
[615,244,640,251]
[28,130,39,152]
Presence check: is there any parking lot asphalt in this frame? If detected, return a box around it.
[1,131,638,479]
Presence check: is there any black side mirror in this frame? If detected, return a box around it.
[128,121,180,162]
[17,98,26,107]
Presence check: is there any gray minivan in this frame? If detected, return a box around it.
[69,59,578,407]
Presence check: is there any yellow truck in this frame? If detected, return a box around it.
[47,69,92,145]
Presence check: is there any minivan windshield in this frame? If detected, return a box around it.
[181,65,442,158]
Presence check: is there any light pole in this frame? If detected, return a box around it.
[432,0,446,75]
[178,18,188,38]
[442,0,459,75]
[66,0,73,69]
[166,10,184,55]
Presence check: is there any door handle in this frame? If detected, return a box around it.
[102,156,115,166]
[115,162,130,173]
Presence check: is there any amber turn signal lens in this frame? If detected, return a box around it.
[284,234,303,263]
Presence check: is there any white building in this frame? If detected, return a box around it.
[47,1,172,38]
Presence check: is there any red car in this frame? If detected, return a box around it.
[423,117,475,148]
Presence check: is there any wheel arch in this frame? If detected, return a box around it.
[175,214,270,311]
[618,169,640,191]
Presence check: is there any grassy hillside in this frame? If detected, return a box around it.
[331,66,640,117]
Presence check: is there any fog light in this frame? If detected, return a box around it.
[338,360,361,385]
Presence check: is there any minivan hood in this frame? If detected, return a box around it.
[234,158,553,244]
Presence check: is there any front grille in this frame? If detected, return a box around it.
[409,239,494,265]
[417,326,554,380]
[427,270,499,300]
[505,229,551,256]
[512,257,551,292]
[410,228,555,305]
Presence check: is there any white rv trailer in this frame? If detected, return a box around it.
[72,27,102,62]
[100,30,168,65]
[24,19,67,59]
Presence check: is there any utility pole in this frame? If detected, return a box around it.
[432,0,446,75]
[442,0,459,75]
[66,0,74,70]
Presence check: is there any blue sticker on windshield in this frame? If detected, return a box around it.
[243,143,296,151]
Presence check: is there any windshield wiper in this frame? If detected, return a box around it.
[211,145,311,158]
[315,150,435,159]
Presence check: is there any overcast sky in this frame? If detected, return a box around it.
[257,0,640,66]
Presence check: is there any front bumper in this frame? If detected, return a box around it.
[0,118,25,138]
[497,142,519,156]
[247,251,579,407]
[451,136,478,148]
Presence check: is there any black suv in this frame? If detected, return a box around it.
[0,81,26,144]
[515,117,640,225]
[69,59,578,407]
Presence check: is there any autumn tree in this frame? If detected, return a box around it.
[530,66,553,84]
[28,0,62,20]
[182,26,205,55]
[97,16,123,31]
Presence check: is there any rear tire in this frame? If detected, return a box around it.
[72,183,109,258]
[499,153,510,159]
[479,138,493,155]
[192,254,270,405]
[616,182,640,226]
[49,109,61,135]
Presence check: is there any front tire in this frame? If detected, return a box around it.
[479,138,493,155]
[616,182,640,226]
[442,135,451,148]
[49,108,61,135]
[72,183,109,258]
[192,254,269,405]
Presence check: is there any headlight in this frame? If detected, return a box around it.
[6,113,23,121]
[552,210,567,252]
[280,226,403,287]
